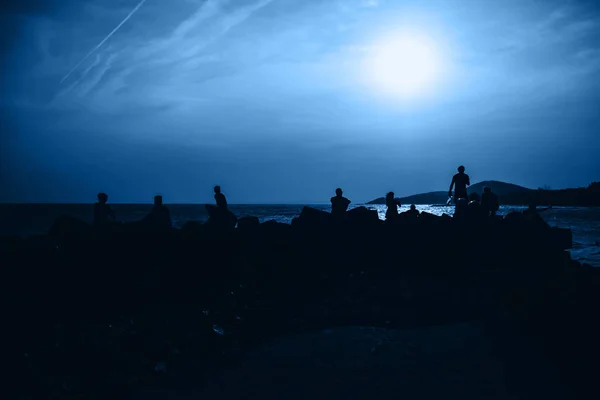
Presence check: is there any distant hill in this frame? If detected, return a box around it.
[367,181,600,206]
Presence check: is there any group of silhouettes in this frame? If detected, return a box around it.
[93,186,229,228]
[93,165,549,228]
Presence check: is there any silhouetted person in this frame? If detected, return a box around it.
[206,186,236,229]
[206,185,227,215]
[467,192,485,221]
[331,188,351,220]
[385,192,401,221]
[93,192,115,227]
[449,165,470,204]
[523,204,551,225]
[481,187,499,216]
[144,195,172,229]
[214,185,228,209]
[401,204,420,219]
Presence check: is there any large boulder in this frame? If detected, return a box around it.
[237,216,260,232]
[48,215,92,238]
[205,205,238,230]
[295,207,331,228]
[346,206,380,226]
[550,227,572,250]
[181,221,205,234]
[260,219,291,236]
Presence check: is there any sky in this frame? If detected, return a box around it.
[1,0,599,203]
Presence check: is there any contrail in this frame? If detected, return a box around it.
[60,0,147,84]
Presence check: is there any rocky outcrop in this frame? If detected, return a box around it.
[5,207,596,399]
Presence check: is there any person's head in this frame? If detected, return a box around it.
[335,188,343,196]
[386,192,394,200]
[214,185,221,194]
[483,187,491,194]
[97,192,108,204]
[457,165,465,173]
[154,195,163,206]
[410,204,416,211]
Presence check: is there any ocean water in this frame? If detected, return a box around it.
[1,204,598,266]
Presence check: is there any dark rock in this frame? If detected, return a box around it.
[205,207,238,230]
[296,206,331,227]
[346,206,380,226]
[260,219,291,236]
[48,215,92,237]
[237,217,260,231]
[181,221,204,234]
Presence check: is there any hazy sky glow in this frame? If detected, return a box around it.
[1,0,599,203]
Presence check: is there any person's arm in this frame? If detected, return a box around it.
[466,175,470,186]
[449,176,455,196]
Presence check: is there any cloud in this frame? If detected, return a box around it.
[52,0,276,113]
[60,0,147,84]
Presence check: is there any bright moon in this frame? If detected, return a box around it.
[363,34,441,99]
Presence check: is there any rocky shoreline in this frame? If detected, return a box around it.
[4,206,599,399]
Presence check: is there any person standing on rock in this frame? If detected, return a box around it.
[331,188,351,220]
[449,165,470,204]
[93,192,115,227]
[385,192,401,221]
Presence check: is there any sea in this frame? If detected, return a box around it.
[1,204,598,266]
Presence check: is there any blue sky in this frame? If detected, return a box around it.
[1,0,599,203]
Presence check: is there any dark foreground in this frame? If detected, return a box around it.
[3,207,600,399]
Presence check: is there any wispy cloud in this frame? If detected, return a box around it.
[60,0,147,84]
[53,0,276,112]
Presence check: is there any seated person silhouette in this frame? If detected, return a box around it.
[206,185,227,214]
[523,204,551,225]
[467,192,485,221]
[206,186,236,228]
[407,204,419,216]
[214,185,227,209]
[481,187,499,216]
[143,195,172,229]
[331,188,351,220]
[93,192,115,227]
[449,165,470,204]
[385,192,401,221]
[401,204,420,219]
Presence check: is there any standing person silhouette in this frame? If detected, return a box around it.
[385,192,401,221]
[331,188,351,220]
[93,192,115,227]
[449,165,470,204]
